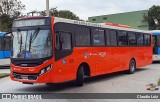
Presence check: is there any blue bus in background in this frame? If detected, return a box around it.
[152,30,160,61]
[0,32,12,59]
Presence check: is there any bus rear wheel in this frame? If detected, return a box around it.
[76,66,84,86]
[127,59,136,74]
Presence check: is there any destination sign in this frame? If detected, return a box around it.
[13,19,46,27]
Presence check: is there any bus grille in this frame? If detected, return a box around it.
[13,72,39,80]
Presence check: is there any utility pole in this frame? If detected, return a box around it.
[46,0,50,16]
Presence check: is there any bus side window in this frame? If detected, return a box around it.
[144,34,151,46]
[92,28,105,46]
[106,29,110,46]
[4,37,12,51]
[117,31,128,46]
[110,30,117,46]
[157,36,160,46]
[128,32,136,46]
[75,26,90,46]
[137,33,144,46]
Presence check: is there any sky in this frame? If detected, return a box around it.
[22,0,160,20]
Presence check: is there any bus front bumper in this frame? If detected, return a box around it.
[10,68,55,84]
[153,55,160,61]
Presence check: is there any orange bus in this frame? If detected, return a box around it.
[10,17,152,86]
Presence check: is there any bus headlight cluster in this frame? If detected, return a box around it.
[40,65,52,75]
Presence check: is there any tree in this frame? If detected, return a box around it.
[0,0,25,32]
[144,5,160,30]
[39,8,80,20]
[0,0,25,16]
[0,14,13,32]
[58,10,79,20]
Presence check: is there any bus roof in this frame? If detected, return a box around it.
[150,30,160,35]
[14,16,150,34]
[16,16,45,20]
[0,33,5,37]
[54,17,150,34]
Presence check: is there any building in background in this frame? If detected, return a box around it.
[88,10,148,30]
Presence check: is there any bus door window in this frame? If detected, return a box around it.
[57,32,72,50]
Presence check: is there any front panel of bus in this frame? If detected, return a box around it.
[10,17,55,83]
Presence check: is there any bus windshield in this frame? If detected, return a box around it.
[12,29,52,59]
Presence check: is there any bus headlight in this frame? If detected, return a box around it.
[46,65,52,71]
[39,65,52,75]
[40,69,45,75]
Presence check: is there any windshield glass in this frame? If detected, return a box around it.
[12,30,52,59]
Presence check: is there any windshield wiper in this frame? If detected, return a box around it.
[28,28,40,52]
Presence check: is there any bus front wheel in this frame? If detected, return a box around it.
[76,66,84,86]
[127,59,136,74]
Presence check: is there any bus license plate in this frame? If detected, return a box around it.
[21,76,28,80]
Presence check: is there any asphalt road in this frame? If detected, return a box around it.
[0,63,160,102]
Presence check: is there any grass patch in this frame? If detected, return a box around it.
[0,73,10,79]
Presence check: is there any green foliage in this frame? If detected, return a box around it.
[0,0,25,32]
[0,14,13,32]
[0,0,25,16]
[144,5,160,30]
[39,8,80,20]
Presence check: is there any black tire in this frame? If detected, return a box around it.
[76,66,84,86]
[127,59,136,74]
